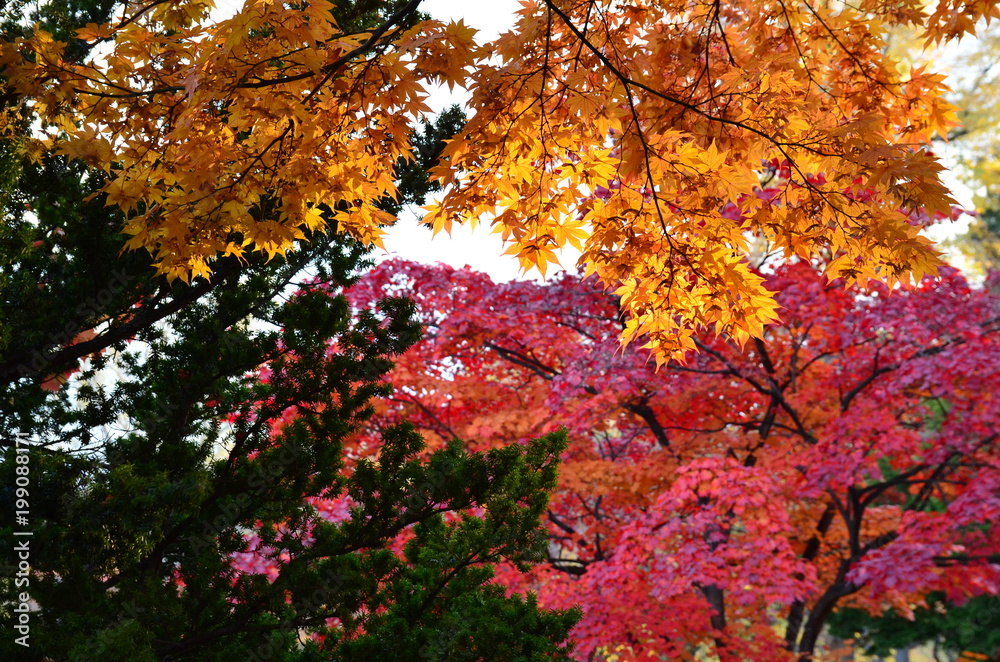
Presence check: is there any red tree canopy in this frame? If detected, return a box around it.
[344,260,1000,661]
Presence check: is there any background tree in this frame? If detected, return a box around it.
[345,257,1000,661]
[2,0,995,361]
[871,19,1000,276]
[933,25,1000,276]
[827,592,1000,661]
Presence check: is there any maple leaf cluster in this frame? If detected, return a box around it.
[1,0,477,280]
[3,0,999,361]
[343,258,1000,661]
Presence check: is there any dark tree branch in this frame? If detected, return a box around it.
[1,257,243,385]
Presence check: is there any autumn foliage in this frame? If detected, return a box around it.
[6,1,1000,659]
[3,0,998,360]
[344,259,1000,660]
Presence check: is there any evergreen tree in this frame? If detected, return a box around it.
[0,4,576,660]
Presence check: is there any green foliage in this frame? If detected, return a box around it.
[385,105,467,218]
[0,0,119,59]
[0,181,576,662]
[828,592,1000,660]
[327,0,430,33]
[0,208,577,659]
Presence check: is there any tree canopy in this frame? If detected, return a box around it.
[345,258,1000,661]
[2,0,994,360]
